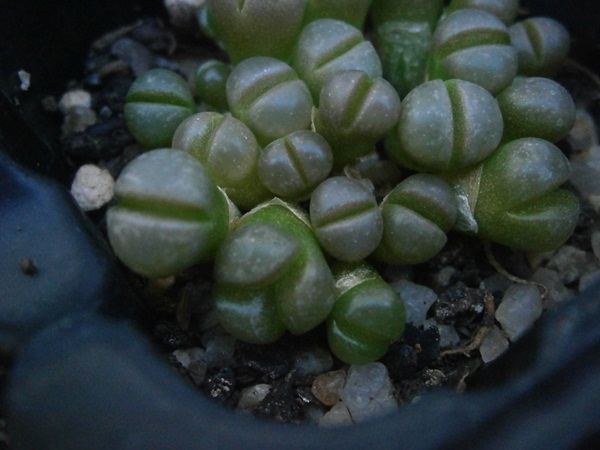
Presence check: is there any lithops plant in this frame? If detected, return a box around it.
[386,79,504,173]
[226,56,314,146]
[124,68,196,149]
[310,176,383,262]
[428,8,518,94]
[107,149,231,278]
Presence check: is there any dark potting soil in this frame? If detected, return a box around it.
[33,15,600,426]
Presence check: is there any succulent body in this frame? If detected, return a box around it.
[328,261,406,364]
[172,112,270,209]
[258,130,333,202]
[448,138,579,252]
[124,69,196,149]
[292,18,383,102]
[374,174,458,265]
[213,200,336,344]
[107,149,231,278]
[314,70,401,168]
[496,77,576,143]
[310,176,383,262]
[386,79,504,173]
[428,8,518,94]
[226,56,313,147]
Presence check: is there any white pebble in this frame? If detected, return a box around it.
[495,284,542,342]
[546,245,588,284]
[319,402,353,427]
[18,69,31,91]
[70,165,114,211]
[340,363,397,423]
[532,268,575,309]
[203,335,236,369]
[172,347,205,369]
[479,325,509,363]
[59,89,92,112]
[237,384,271,410]
[391,279,437,327]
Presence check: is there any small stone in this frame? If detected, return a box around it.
[495,284,543,342]
[319,402,353,427]
[59,89,92,112]
[292,347,334,377]
[589,194,600,214]
[111,37,156,76]
[237,383,272,410]
[164,0,206,31]
[304,405,326,424]
[62,107,98,134]
[172,347,204,369]
[546,245,588,284]
[70,164,114,211]
[532,268,575,309]
[423,319,460,348]
[579,269,600,292]
[479,325,509,363]
[203,335,236,369]
[188,360,208,385]
[340,363,397,423]
[479,273,514,294]
[18,69,31,91]
[391,279,437,327]
[311,369,346,406]
[431,266,458,290]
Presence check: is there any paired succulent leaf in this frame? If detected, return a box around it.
[314,70,401,168]
[310,176,383,262]
[386,79,503,173]
[124,68,196,149]
[194,60,231,112]
[213,200,336,343]
[258,130,333,202]
[509,16,571,77]
[226,56,314,147]
[428,8,518,94]
[327,261,406,364]
[449,138,579,252]
[107,149,231,278]
[446,0,519,25]
[172,112,270,209]
[292,19,383,103]
[374,174,458,265]
[497,76,576,143]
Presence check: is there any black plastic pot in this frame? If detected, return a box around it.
[1,1,600,449]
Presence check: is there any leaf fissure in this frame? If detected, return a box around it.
[117,195,211,222]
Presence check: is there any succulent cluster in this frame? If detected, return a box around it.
[108,0,579,364]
